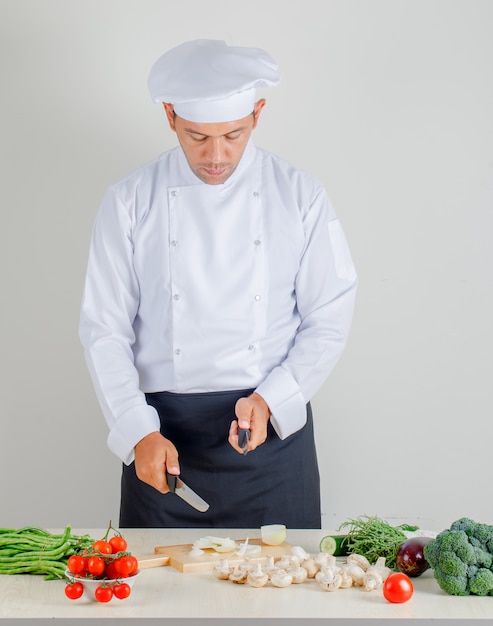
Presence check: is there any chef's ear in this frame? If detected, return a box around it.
[163,103,177,131]
[252,99,266,129]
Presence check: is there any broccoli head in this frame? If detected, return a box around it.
[469,568,493,596]
[450,518,493,550]
[472,546,493,569]
[424,518,493,596]
[433,570,469,596]
[450,517,478,535]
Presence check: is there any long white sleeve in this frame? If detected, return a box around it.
[79,144,357,462]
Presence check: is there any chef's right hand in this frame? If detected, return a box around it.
[134,431,180,494]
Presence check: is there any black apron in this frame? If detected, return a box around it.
[119,388,321,528]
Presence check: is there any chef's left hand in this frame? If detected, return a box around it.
[229,392,271,454]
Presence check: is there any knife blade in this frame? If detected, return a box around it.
[238,427,250,456]
[166,472,210,512]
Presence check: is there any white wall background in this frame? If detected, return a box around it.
[1,0,492,532]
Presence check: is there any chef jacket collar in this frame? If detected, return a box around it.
[176,138,257,188]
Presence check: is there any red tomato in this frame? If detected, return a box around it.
[109,535,128,553]
[92,540,113,555]
[87,556,106,577]
[383,573,414,603]
[65,581,84,600]
[67,555,86,575]
[113,582,131,600]
[105,561,120,579]
[94,585,113,603]
[128,556,138,576]
[115,555,138,577]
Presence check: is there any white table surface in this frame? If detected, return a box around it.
[1,528,492,623]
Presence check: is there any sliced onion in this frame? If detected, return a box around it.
[192,536,238,553]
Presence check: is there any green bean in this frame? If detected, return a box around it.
[0,541,72,561]
[0,563,66,578]
[0,525,95,580]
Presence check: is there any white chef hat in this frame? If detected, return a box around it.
[147,39,281,123]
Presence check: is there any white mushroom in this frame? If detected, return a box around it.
[263,555,278,578]
[363,557,392,591]
[247,562,269,588]
[371,556,392,581]
[290,545,310,562]
[238,557,255,574]
[314,552,330,568]
[270,568,293,588]
[346,553,371,571]
[275,556,293,570]
[316,566,342,591]
[288,563,308,584]
[325,555,339,570]
[212,558,234,580]
[315,554,342,591]
[364,568,383,591]
[338,567,354,589]
[300,557,320,578]
[229,566,249,584]
[340,562,365,586]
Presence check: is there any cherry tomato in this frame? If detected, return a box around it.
[67,555,86,575]
[65,581,84,600]
[87,556,106,577]
[105,560,120,579]
[113,582,131,600]
[94,585,113,603]
[109,535,128,553]
[92,540,113,555]
[115,555,138,577]
[383,573,414,603]
[128,556,138,576]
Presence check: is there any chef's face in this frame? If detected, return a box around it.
[163,100,265,185]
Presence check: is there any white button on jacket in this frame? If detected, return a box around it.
[79,140,358,465]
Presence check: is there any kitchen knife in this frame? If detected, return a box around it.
[166,472,210,512]
[238,427,250,456]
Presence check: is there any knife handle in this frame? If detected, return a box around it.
[166,472,177,493]
[238,427,250,453]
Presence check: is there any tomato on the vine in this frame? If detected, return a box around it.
[92,540,113,555]
[105,560,119,579]
[94,585,113,603]
[87,556,106,577]
[109,535,128,553]
[65,581,84,600]
[383,573,414,603]
[67,555,86,575]
[115,555,138,577]
[113,582,131,600]
[128,556,138,576]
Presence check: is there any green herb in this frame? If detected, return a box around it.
[338,515,419,570]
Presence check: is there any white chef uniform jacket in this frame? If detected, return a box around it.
[79,139,358,466]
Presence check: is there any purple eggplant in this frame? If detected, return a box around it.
[396,537,432,577]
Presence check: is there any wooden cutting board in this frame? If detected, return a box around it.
[136,554,171,569]
[138,537,292,573]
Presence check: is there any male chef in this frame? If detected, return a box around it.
[79,39,358,528]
